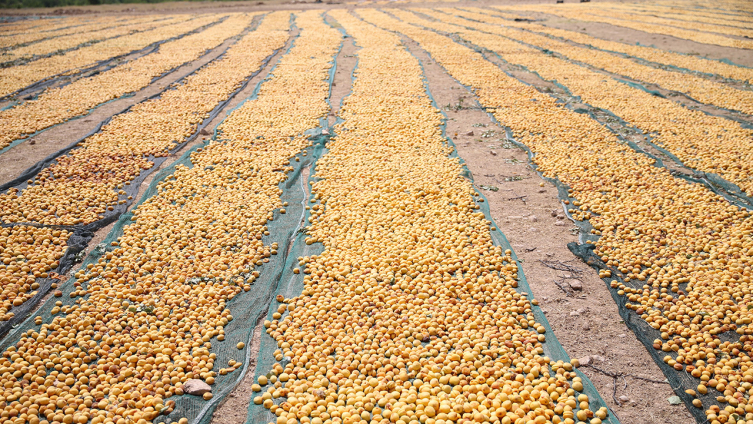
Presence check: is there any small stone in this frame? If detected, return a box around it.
[322,129,330,135]
[593,355,606,362]
[200,128,210,136]
[530,215,538,222]
[465,131,474,136]
[569,310,579,317]
[618,395,629,403]
[490,150,497,156]
[551,210,558,217]
[538,189,546,193]
[554,220,566,226]
[568,280,583,291]
[618,334,626,338]
[183,379,211,396]
[29,139,36,145]
[579,356,592,366]
[668,395,682,405]
[582,324,590,331]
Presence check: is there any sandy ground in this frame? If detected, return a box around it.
[0,2,750,424]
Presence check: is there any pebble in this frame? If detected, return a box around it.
[490,150,497,156]
[183,379,212,396]
[619,395,630,403]
[579,356,592,366]
[554,220,566,226]
[530,215,538,222]
[551,210,558,217]
[465,130,474,136]
[569,280,583,290]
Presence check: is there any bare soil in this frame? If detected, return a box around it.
[0,18,256,184]
[501,7,753,67]
[400,34,692,424]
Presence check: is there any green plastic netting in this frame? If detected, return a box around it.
[0,14,284,338]
[0,14,337,424]
[0,128,329,424]
[245,13,618,424]
[0,10,623,424]
[433,30,734,423]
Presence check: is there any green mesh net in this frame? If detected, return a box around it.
[244,17,618,424]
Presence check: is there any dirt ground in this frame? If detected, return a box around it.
[508,9,753,67]
[0,16,263,184]
[400,33,697,424]
[0,2,749,424]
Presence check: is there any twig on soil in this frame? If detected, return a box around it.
[580,362,671,424]
[508,195,527,201]
[582,363,669,408]
[596,368,622,412]
[540,260,586,296]
[525,247,537,252]
[538,259,584,275]
[553,277,574,297]
[585,363,669,385]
